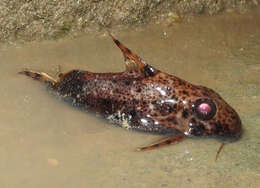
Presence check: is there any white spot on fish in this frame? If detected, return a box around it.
[182,99,187,105]
[107,111,132,130]
[184,131,190,136]
[163,99,176,104]
[156,86,166,96]
[141,118,148,125]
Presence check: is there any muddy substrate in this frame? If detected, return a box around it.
[0,0,258,43]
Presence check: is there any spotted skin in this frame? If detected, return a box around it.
[19,35,242,159]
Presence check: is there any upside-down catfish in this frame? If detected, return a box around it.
[19,35,242,160]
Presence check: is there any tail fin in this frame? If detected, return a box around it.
[19,70,57,86]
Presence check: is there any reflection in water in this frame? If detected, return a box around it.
[0,7,260,188]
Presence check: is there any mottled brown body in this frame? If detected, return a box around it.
[19,35,242,159]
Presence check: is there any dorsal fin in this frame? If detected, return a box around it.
[109,34,146,71]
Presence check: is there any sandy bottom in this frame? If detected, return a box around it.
[0,8,259,188]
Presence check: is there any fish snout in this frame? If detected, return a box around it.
[216,111,242,142]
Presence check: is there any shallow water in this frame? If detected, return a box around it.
[0,8,260,188]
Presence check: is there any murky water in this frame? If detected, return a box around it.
[0,8,260,188]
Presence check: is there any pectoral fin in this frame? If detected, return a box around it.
[137,132,185,151]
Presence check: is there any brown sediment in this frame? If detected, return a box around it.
[0,0,257,43]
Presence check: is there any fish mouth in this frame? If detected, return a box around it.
[217,118,243,143]
[218,131,242,143]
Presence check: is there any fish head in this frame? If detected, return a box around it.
[180,85,242,142]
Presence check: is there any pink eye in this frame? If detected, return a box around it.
[194,98,216,120]
[197,102,212,115]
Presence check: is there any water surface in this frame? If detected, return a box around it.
[0,8,260,188]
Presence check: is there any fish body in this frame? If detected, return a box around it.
[19,35,242,156]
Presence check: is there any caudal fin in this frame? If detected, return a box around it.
[19,70,57,86]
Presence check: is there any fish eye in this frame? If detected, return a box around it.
[193,98,216,120]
